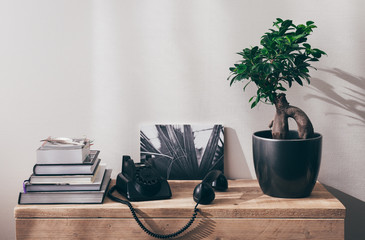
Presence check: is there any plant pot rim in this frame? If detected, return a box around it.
[253,130,322,142]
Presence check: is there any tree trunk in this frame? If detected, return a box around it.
[269,93,314,139]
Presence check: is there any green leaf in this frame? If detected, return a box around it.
[294,76,303,86]
[300,71,311,78]
[300,67,309,73]
[261,48,269,55]
[296,24,306,30]
[291,43,300,49]
[306,20,315,26]
[303,43,311,49]
[293,34,306,41]
[295,55,309,64]
[285,35,294,43]
[251,46,259,56]
[237,52,245,57]
[244,48,251,57]
[314,48,327,55]
[236,74,247,81]
[296,37,307,44]
[229,75,237,86]
[236,64,247,74]
[264,64,275,74]
[280,20,293,34]
[272,61,283,70]
[312,50,322,58]
[243,80,252,91]
[273,18,283,28]
[251,97,259,108]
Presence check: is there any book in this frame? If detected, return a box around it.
[82,150,100,164]
[24,165,107,192]
[29,164,103,184]
[36,138,91,164]
[33,151,100,175]
[18,169,112,204]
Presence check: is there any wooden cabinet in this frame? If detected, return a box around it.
[15,180,345,239]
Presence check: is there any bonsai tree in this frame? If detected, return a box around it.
[228,18,326,139]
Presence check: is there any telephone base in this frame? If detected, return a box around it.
[116,173,172,201]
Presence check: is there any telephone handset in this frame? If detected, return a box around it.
[107,155,228,239]
[115,155,172,201]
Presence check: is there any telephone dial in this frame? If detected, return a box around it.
[108,155,228,239]
[114,155,172,201]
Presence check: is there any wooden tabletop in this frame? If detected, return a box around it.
[14,180,345,219]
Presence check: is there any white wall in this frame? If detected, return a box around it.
[1,0,364,239]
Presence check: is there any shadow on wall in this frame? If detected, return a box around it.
[305,68,365,239]
[224,127,252,179]
[323,185,365,240]
[304,68,365,127]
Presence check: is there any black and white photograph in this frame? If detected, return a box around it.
[140,124,224,180]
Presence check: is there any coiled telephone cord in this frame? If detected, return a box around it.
[108,185,199,239]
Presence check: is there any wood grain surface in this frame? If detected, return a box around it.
[15,180,345,218]
[15,180,345,239]
[16,218,344,240]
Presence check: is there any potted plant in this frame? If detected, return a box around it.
[228,18,326,198]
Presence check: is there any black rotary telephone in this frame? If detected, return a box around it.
[114,155,172,201]
[108,155,228,239]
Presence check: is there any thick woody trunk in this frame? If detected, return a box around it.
[269,93,314,139]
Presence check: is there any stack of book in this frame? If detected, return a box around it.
[18,138,112,204]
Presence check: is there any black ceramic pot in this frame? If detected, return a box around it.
[252,130,322,198]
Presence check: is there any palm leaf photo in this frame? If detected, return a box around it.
[140,124,224,180]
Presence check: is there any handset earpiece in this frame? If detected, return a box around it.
[193,170,228,204]
[202,170,228,191]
